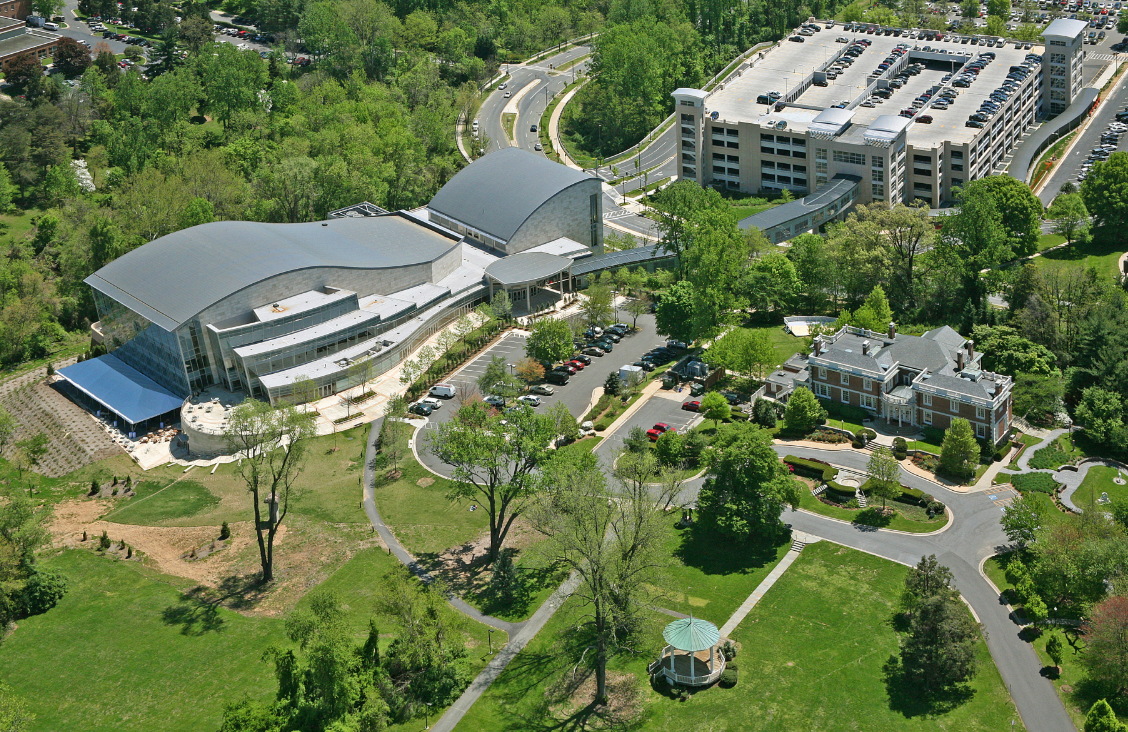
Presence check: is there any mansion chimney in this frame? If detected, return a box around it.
[888,322,896,339]
[966,340,974,360]
[863,340,870,356]
[957,350,965,371]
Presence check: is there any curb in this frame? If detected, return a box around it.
[794,504,954,537]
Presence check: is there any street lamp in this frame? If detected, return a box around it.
[424,702,434,730]
[488,627,496,653]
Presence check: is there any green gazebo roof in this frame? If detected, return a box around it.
[662,616,720,652]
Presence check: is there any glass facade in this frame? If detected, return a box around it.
[94,289,190,396]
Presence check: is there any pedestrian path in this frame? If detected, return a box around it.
[717,530,821,637]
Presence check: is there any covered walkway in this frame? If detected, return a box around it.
[56,354,184,434]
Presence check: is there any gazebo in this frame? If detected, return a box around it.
[655,616,726,686]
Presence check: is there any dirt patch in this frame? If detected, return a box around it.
[49,498,386,616]
[425,517,541,596]
[546,669,643,729]
[416,476,434,488]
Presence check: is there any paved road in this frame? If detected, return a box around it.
[591,393,702,469]
[1037,59,1128,203]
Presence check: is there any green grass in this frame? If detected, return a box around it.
[799,490,949,533]
[657,514,791,626]
[103,479,219,524]
[983,553,1016,597]
[1036,233,1066,252]
[908,427,946,455]
[459,542,1023,730]
[1073,465,1128,509]
[94,424,370,528]
[1035,226,1126,280]
[0,550,282,732]
[502,112,516,142]
[1028,434,1077,470]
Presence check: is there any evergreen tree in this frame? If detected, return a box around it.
[939,418,979,482]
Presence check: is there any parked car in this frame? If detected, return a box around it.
[647,423,674,440]
[429,384,456,398]
[517,395,541,407]
[530,384,555,396]
[408,402,433,416]
[546,371,570,385]
[582,347,604,357]
[572,354,592,365]
[419,397,442,410]
[567,359,586,371]
[682,400,701,412]
[556,364,577,375]
[484,395,506,408]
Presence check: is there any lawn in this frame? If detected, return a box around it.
[0,545,506,732]
[459,541,1023,730]
[798,489,950,534]
[1028,434,1079,470]
[1036,233,1066,252]
[0,550,282,732]
[1072,465,1128,509]
[908,426,946,455]
[728,322,806,371]
[1035,226,1126,280]
[657,514,791,626]
[96,424,371,528]
[647,541,1022,730]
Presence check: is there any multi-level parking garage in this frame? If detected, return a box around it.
[673,18,1087,230]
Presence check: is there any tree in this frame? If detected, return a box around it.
[179,197,215,229]
[1077,387,1124,447]
[1046,631,1065,672]
[490,290,513,320]
[700,391,730,429]
[697,422,803,542]
[653,429,684,467]
[376,396,408,477]
[580,285,614,330]
[1082,596,1128,694]
[0,492,50,569]
[524,318,573,364]
[603,371,621,398]
[1001,494,1045,547]
[30,0,62,18]
[709,326,775,378]
[514,357,544,386]
[194,43,268,128]
[752,398,777,429]
[13,433,48,492]
[1084,699,1126,732]
[39,164,80,208]
[546,402,580,443]
[1047,192,1090,247]
[624,295,650,329]
[939,418,979,482]
[971,325,1058,376]
[866,446,901,511]
[852,285,894,332]
[224,400,316,583]
[429,401,557,561]
[179,15,214,55]
[0,406,15,457]
[787,232,836,312]
[654,280,697,344]
[533,448,666,705]
[939,181,1011,315]
[0,166,13,214]
[54,37,92,77]
[0,683,34,732]
[897,555,980,698]
[1082,151,1128,231]
[784,387,826,433]
[477,355,521,402]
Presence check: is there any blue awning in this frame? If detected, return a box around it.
[57,354,184,425]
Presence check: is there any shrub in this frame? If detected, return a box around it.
[783,456,837,482]
[851,438,864,449]
[1012,472,1059,494]
[219,522,231,540]
[99,531,111,550]
[594,419,611,432]
[46,362,54,376]
[864,429,877,441]
[20,569,67,617]
[671,686,690,701]
[718,668,738,688]
[721,640,738,661]
[854,430,867,445]
[89,479,99,496]
[995,445,1009,462]
[927,500,945,517]
[752,398,777,428]
[893,436,908,460]
[1028,444,1072,470]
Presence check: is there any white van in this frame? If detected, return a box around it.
[429,384,456,399]
[43,21,58,30]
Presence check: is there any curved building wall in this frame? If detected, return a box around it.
[507,180,604,254]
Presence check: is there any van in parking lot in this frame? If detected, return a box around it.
[428,384,456,399]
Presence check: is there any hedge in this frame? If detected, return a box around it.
[1012,472,1059,494]
[719,668,738,688]
[783,455,926,503]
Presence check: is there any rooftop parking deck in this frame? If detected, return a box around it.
[707,26,1043,149]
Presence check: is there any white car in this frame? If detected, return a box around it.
[517,395,541,407]
[530,384,555,396]
[420,397,442,410]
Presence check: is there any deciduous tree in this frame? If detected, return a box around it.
[939,418,979,482]
[700,390,730,429]
[224,399,316,583]
[1083,699,1126,732]
[866,446,901,511]
[524,317,573,364]
[783,387,826,433]
[1082,596,1128,694]
[429,401,557,561]
[1047,192,1090,247]
[1001,494,1044,547]
[1082,151,1128,231]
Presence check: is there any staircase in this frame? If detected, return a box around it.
[811,484,826,497]
[790,537,807,552]
[855,488,868,508]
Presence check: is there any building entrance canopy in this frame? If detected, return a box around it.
[57,354,184,425]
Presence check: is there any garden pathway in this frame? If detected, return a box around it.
[717,530,821,638]
[990,428,1122,511]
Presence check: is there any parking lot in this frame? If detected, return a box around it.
[413,314,668,475]
[592,393,705,468]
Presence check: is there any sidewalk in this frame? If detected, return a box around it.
[717,531,821,637]
[548,82,586,170]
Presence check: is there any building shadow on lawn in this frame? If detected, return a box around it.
[882,653,975,717]
[673,522,787,577]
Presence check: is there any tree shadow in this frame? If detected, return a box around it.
[854,508,893,529]
[674,522,787,578]
[882,654,976,718]
[160,585,226,636]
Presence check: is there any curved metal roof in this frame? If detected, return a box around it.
[810,107,854,138]
[428,147,593,243]
[85,214,458,332]
[484,251,571,285]
[1043,18,1087,38]
[663,616,720,652]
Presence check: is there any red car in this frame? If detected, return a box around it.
[916,114,933,124]
[682,400,701,412]
[557,363,577,375]
[647,423,674,441]
[567,359,586,370]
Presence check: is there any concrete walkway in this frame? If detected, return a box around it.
[548,82,586,170]
[718,531,821,637]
